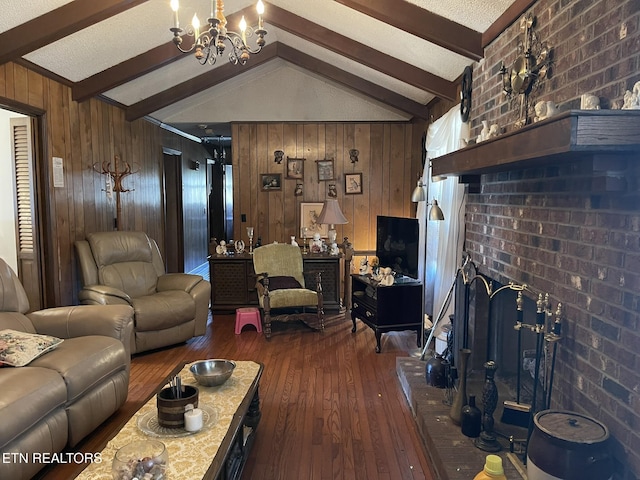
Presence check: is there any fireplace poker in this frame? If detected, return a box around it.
[501,290,531,428]
[527,294,547,444]
[544,304,563,409]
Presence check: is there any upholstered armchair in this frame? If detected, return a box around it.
[75,231,210,354]
[252,243,324,339]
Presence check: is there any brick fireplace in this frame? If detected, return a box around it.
[425,0,640,477]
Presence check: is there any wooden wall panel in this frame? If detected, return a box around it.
[0,62,209,307]
[231,122,421,257]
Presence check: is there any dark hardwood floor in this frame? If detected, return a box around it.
[38,312,435,480]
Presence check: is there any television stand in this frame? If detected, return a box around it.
[350,274,423,353]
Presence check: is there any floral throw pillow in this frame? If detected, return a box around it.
[0,329,63,367]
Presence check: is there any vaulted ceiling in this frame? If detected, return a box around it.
[0,0,530,140]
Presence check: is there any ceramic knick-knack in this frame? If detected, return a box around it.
[461,395,482,438]
[449,348,471,425]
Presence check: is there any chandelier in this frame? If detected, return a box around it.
[169,0,267,66]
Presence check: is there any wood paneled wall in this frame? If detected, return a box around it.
[0,62,209,307]
[231,122,425,253]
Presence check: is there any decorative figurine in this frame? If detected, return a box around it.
[290,236,298,247]
[621,81,640,109]
[580,93,600,110]
[533,100,558,122]
[310,232,323,253]
[329,242,339,256]
[359,256,369,275]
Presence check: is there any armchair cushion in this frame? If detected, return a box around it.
[260,276,302,291]
[132,291,195,331]
[0,329,63,367]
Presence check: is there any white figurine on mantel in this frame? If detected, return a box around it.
[621,81,640,109]
[580,93,600,110]
[534,100,559,122]
[373,267,394,286]
[310,232,323,253]
[290,236,298,247]
[477,120,500,142]
[330,242,340,256]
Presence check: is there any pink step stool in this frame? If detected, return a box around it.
[235,307,262,334]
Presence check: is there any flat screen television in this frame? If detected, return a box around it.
[376,215,420,280]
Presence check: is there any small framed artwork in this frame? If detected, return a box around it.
[261,173,282,191]
[345,172,363,194]
[300,202,328,238]
[316,159,335,182]
[286,157,305,179]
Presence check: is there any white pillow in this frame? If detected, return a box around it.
[0,329,63,367]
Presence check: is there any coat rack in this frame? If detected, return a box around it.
[93,155,139,230]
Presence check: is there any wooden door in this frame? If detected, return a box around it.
[162,150,184,273]
[10,116,43,310]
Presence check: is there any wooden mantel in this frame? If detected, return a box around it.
[431,110,640,178]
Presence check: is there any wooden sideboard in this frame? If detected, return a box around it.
[208,252,344,312]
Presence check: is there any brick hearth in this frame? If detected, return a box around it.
[396,357,531,480]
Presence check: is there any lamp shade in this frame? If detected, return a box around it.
[411,179,426,202]
[429,199,445,221]
[317,199,348,225]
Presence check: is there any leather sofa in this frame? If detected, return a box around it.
[75,231,210,354]
[0,258,134,480]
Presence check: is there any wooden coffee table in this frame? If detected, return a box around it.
[76,360,263,480]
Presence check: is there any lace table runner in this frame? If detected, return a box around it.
[76,360,261,479]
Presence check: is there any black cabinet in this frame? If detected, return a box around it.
[351,274,422,353]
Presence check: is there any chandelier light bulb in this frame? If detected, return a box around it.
[170,0,179,28]
[256,0,264,15]
[192,14,200,31]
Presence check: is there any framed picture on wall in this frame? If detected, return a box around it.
[286,157,305,179]
[300,202,328,238]
[316,159,335,182]
[345,173,363,194]
[261,173,282,191]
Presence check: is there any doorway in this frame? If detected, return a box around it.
[162,148,184,273]
[0,107,45,310]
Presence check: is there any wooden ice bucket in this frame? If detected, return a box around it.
[156,385,199,428]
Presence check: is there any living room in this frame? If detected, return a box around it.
[1,0,640,479]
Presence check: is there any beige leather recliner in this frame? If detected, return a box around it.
[75,231,210,354]
[0,257,133,480]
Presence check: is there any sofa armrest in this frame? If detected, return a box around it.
[157,273,202,293]
[26,305,135,358]
[78,285,132,305]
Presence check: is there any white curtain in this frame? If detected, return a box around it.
[416,105,469,343]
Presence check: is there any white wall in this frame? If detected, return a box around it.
[0,108,26,273]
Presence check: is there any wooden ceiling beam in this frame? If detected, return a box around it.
[265,4,457,101]
[125,43,278,121]
[0,0,149,65]
[277,44,429,120]
[334,0,483,61]
[72,7,256,102]
[482,0,537,47]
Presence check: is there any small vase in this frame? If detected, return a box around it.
[425,354,446,388]
[449,348,471,425]
[461,395,482,437]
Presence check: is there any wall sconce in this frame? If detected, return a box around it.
[274,150,284,164]
[349,149,359,163]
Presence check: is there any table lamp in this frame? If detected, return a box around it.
[317,199,348,244]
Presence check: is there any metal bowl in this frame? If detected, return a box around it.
[189,359,236,387]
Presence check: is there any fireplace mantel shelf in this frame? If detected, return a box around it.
[431,110,640,179]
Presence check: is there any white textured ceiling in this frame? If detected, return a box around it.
[2,0,518,139]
